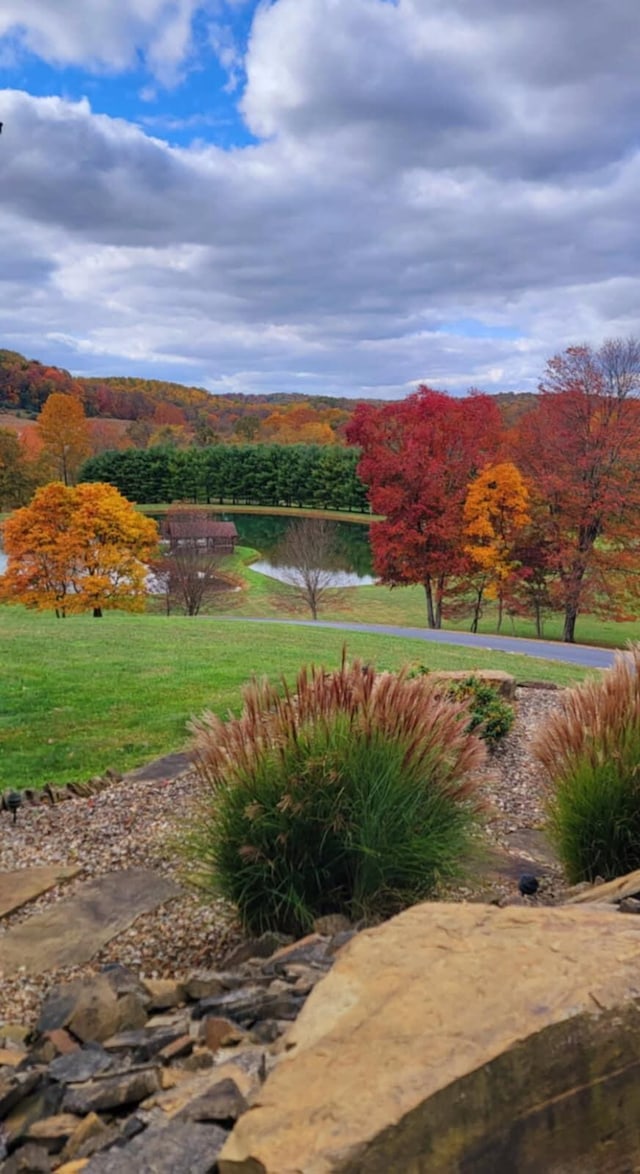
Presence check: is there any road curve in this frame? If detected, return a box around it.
[227,617,617,670]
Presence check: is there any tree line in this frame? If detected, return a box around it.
[79,443,369,513]
[349,339,640,643]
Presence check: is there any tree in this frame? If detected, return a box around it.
[37,393,91,485]
[463,462,530,631]
[1,482,158,617]
[153,512,226,617]
[0,428,38,509]
[275,517,342,620]
[347,387,501,628]
[515,339,640,642]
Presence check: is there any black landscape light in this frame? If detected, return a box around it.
[518,873,539,897]
[5,791,23,823]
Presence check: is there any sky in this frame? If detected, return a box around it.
[1,0,639,400]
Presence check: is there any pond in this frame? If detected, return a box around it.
[220,512,375,587]
[0,513,376,588]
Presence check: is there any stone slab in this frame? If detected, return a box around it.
[0,871,181,977]
[220,902,640,1173]
[124,753,191,784]
[0,866,80,919]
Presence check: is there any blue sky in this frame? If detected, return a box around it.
[1,0,639,398]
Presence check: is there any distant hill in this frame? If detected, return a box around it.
[0,348,538,446]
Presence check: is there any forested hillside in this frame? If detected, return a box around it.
[0,348,535,449]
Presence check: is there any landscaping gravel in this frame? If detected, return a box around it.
[0,685,565,1028]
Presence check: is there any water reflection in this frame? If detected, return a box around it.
[250,559,375,589]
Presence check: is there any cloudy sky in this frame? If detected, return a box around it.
[1,0,639,399]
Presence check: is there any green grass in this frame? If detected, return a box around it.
[0,606,587,791]
[208,547,640,649]
[137,503,380,524]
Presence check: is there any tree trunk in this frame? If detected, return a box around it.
[563,604,578,643]
[470,586,484,633]
[497,593,504,633]
[424,579,437,628]
[93,607,103,618]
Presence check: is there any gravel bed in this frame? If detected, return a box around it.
[0,768,243,1028]
[0,686,565,1028]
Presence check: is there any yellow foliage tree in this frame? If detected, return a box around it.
[37,393,91,485]
[464,461,531,629]
[0,481,159,617]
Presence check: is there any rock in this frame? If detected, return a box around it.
[176,1076,247,1125]
[101,1025,185,1062]
[80,1120,227,1173]
[0,1068,42,1120]
[62,1066,161,1115]
[61,1113,109,1162]
[181,1048,215,1072]
[223,933,293,968]
[219,902,640,1173]
[1,1024,31,1046]
[192,987,273,1023]
[0,1046,27,1066]
[100,964,149,1000]
[25,1113,82,1153]
[141,978,185,1011]
[1,1142,53,1173]
[3,1084,64,1150]
[44,1030,79,1056]
[157,1035,193,1063]
[50,1044,113,1085]
[201,1017,246,1053]
[619,896,640,914]
[183,970,227,1000]
[260,935,331,976]
[37,977,120,1044]
[566,866,640,904]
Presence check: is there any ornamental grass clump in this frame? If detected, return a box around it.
[185,657,486,935]
[534,645,640,883]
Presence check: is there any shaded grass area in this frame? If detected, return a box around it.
[0,606,587,791]
[137,503,379,525]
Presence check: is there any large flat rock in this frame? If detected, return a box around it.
[0,865,80,919]
[0,870,181,977]
[220,902,640,1174]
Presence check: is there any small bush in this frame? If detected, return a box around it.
[411,669,515,748]
[534,646,640,883]
[184,657,486,935]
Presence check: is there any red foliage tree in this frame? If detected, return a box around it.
[347,387,502,627]
[514,339,640,642]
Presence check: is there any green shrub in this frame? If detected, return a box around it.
[184,658,486,935]
[535,646,640,883]
[411,669,515,748]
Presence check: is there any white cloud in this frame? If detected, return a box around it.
[1,0,640,396]
[0,0,201,78]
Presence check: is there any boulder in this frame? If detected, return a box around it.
[219,902,640,1173]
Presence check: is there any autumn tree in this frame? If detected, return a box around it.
[1,482,158,617]
[37,393,91,485]
[463,461,530,631]
[0,428,38,509]
[347,387,501,628]
[154,508,226,616]
[515,339,640,642]
[275,517,342,620]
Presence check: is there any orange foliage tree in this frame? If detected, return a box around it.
[37,393,91,485]
[463,461,531,631]
[1,482,158,617]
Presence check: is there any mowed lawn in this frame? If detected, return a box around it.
[208,547,640,650]
[0,607,589,791]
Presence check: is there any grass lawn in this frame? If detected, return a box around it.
[0,606,589,791]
